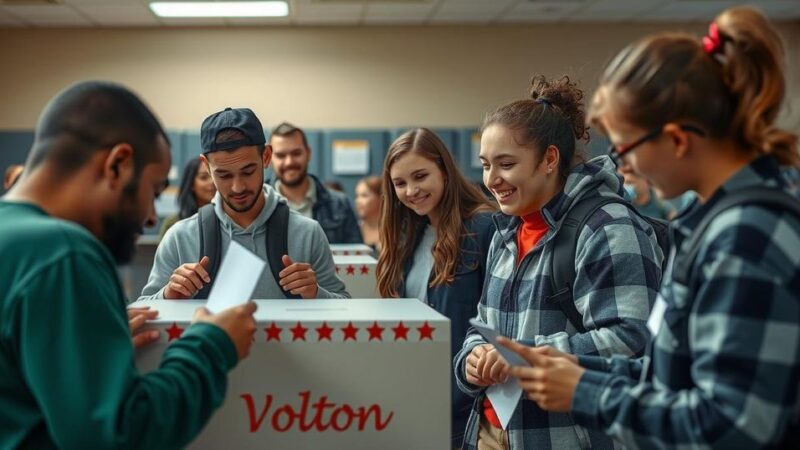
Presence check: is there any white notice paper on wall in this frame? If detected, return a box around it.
[332,139,370,175]
[205,241,266,313]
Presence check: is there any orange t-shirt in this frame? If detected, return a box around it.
[483,211,549,428]
[517,210,549,264]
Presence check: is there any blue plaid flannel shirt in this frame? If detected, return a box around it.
[572,156,800,449]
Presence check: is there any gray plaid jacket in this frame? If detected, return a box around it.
[454,156,663,449]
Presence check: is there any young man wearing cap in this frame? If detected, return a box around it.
[0,82,257,448]
[139,108,349,301]
[269,122,363,244]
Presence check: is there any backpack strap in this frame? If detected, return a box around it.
[196,204,222,299]
[546,195,620,333]
[672,187,800,287]
[266,202,301,299]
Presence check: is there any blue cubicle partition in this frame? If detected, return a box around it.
[318,130,389,199]
[457,128,483,182]
[0,131,33,194]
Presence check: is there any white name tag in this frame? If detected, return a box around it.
[647,295,668,336]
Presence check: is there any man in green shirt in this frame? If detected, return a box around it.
[0,81,258,449]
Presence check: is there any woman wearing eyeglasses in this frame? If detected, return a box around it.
[453,75,663,449]
[497,6,800,449]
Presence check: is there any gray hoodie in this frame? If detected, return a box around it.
[138,184,349,301]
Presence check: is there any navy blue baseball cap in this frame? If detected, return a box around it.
[200,107,266,153]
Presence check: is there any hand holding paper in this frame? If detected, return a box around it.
[205,241,266,313]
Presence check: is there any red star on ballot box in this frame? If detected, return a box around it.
[392,321,410,341]
[360,265,369,275]
[417,321,435,341]
[316,322,333,341]
[290,322,308,341]
[341,322,359,341]
[346,265,355,276]
[265,322,282,342]
[367,321,384,341]
[166,322,184,341]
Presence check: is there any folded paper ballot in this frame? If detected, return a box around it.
[206,241,266,313]
[468,318,529,430]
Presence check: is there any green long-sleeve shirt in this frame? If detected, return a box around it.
[0,201,238,449]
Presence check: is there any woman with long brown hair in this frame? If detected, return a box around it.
[377,127,496,448]
[498,6,800,449]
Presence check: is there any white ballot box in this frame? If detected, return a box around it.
[330,243,374,256]
[132,299,450,450]
[332,254,378,298]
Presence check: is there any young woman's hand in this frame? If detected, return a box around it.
[496,337,584,412]
[465,344,495,386]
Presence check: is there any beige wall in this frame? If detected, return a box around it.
[0,22,798,130]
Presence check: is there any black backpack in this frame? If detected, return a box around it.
[194,202,301,299]
[546,195,671,333]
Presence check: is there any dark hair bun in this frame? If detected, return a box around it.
[529,75,589,142]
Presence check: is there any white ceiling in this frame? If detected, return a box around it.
[0,0,797,28]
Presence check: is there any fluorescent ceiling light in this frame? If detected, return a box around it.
[150,1,289,18]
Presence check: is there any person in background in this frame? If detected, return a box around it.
[498,7,800,449]
[354,175,382,253]
[377,128,497,448]
[269,122,362,244]
[158,157,216,240]
[3,164,23,190]
[618,160,675,220]
[454,76,662,450]
[0,81,257,449]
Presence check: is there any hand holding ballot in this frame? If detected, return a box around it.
[465,343,509,387]
[128,306,160,349]
[279,254,318,299]
[193,302,258,360]
[165,256,212,299]
[496,337,583,413]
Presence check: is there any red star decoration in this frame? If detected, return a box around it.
[367,321,385,341]
[290,322,308,341]
[335,266,340,274]
[392,321,410,341]
[417,321,435,341]
[343,250,350,255]
[265,322,282,342]
[346,265,355,276]
[341,321,359,341]
[360,265,369,275]
[316,322,333,341]
[166,322,184,341]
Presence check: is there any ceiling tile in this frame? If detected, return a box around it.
[73,4,159,26]
[226,16,292,25]
[497,1,580,22]
[2,5,94,26]
[364,2,435,22]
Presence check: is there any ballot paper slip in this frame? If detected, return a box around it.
[205,241,265,313]
[469,319,529,430]
[131,299,450,449]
